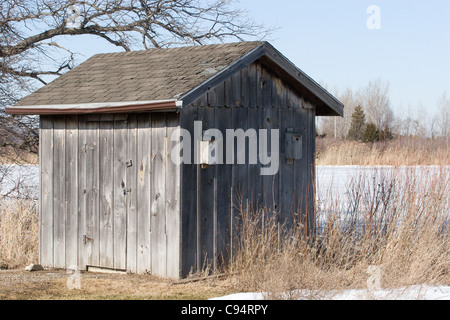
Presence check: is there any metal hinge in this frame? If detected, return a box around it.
[83,235,94,244]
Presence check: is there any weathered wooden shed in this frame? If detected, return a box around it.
[7,42,343,279]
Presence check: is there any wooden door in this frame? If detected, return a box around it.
[80,116,128,271]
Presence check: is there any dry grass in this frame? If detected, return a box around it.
[0,147,38,165]
[0,149,448,299]
[316,137,449,166]
[0,269,233,300]
[229,166,450,299]
[0,199,39,269]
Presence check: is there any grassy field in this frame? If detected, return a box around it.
[0,269,234,300]
[316,137,449,166]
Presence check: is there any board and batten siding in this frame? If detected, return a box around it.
[39,113,181,279]
[180,60,316,277]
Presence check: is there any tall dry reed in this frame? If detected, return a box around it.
[316,137,449,166]
[0,199,39,268]
[229,167,449,299]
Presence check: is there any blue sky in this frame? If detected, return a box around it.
[238,0,450,116]
[54,1,449,116]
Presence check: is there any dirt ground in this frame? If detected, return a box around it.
[0,268,234,300]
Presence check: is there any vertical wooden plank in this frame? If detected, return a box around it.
[231,71,242,107]
[240,68,249,108]
[261,66,278,214]
[207,84,218,107]
[247,106,262,211]
[86,120,100,267]
[126,115,138,273]
[261,66,273,109]
[198,106,216,272]
[65,116,78,267]
[151,113,167,277]
[180,106,198,277]
[99,120,114,269]
[165,113,181,279]
[307,109,316,237]
[279,101,295,226]
[113,118,127,270]
[137,114,151,274]
[256,62,263,107]
[53,116,65,269]
[262,106,280,215]
[215,81,225,107]
[40,116,53,268]
[214,106,233,270]
[77,117,87,270]
[294,103,308,231]
[230,105,249,253]
[248,63,258,109]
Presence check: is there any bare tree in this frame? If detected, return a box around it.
[317,87,359,139]
[356,79,394,133]
[0,0,269,160]
[435,91,449,138]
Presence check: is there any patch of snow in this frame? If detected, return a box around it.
[210,285,450,300]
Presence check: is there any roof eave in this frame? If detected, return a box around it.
[262,43,344,117]
[5,99,182,116]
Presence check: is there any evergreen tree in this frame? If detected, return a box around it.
[347,105,366,141]
[363,122,379,143]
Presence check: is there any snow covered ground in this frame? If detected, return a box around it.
[210,285,450,300]
[2,164,448,202]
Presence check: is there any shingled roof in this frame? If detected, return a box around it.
[7,42,343,116]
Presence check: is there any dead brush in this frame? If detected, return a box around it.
[0,198,39,268]
[229,166,450,299]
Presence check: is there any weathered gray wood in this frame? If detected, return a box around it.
[198,106,216,272]
[256,62,263,107]
[306,109,316,237]
[85,120,100,267]
[126,115,138,274]
[40,117,54,267]
[261,65,273,108]
[151,113,167,277]
[247,63,258,109]
[136,114,151,274]
[53,116,66,268]
[113,118,128,270]
[230,105,249,253]
[247,106,262,210]
[262,106,279,215]
[278,107,295,226]
[207,84,218,107]
[99,120,114,269]
[180,106,199,277]
[294,106,308,230]
[165,113,181,279]
[77,117,87,270]
[230,71,242,107]
[65,116,78,267]
[214,106,233,269]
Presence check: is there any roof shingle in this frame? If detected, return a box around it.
[16,42,264,106]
